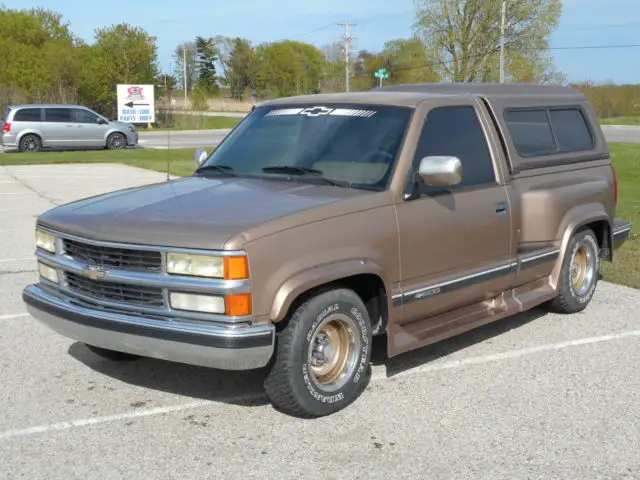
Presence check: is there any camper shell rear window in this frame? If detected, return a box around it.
[503,106,595,158]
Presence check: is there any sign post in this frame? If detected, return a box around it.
[117,84,156,124]
[374,68,390,87]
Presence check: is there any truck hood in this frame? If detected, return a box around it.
[37,176,371,250]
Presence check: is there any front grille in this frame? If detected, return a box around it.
[65,272,165,308]
[63,238,162,272]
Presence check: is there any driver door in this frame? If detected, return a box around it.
[71,108,109,147]
[390,98,517,356]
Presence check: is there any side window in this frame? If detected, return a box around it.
[73,108,99,124]
[504,107,595,157]
[504,109,556,157]
[549,108,594,152]
[13,108,41,122]
[43,108,72,123]
[413,105,497,192]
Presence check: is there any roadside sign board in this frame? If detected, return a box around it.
[374,68,390,87]
[374,68,390,79]
[117,84,155,123]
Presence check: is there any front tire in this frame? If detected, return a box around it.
[106,133,126,150]
[84,344,141,361]
[548,228,600,314]
[264,288,373,418]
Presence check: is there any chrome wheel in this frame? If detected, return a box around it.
[570,242,596,296]
[107,134,125,150]
[20,135,41,152]
[307,313,361,393]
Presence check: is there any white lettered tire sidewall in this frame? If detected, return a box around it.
[265,288,373,417]
[550,228,600,314]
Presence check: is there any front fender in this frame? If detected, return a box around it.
[269,259,388,322]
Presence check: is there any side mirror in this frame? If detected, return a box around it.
[194,148,208,166]
[418,156,463,187]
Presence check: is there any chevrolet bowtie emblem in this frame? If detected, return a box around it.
[82,265,107,280]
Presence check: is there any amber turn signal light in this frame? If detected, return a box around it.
[226,293,252,316]
[224,255,249,280]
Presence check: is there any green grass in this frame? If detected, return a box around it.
[601,143,640,289]
[1,142,638,288]
[0,147,201,177]
[599,116,640,126]
[144,114,242,131]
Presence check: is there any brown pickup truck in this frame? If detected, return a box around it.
[23,83,632,418]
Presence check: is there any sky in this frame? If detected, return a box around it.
[5,0,640,84]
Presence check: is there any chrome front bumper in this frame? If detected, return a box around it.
[23,284,275,370]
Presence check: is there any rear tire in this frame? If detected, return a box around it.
[18,134,42,152]
[84,344,141,361]
[106,133,126,150]
[264,288,373,418]
[548,228,600,314]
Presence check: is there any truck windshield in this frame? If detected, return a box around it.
[198,104,413,190]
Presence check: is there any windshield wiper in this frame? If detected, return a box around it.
[261,165,323,176]
[195,164,236,176]
[261,165,349,188]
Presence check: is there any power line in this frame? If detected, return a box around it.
[353,42,640,78]
[546,43,640,50]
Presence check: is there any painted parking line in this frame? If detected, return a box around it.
[0,313,29,321]
[1,328,639,441]
[0,258,34,263]
[378,328,640,380]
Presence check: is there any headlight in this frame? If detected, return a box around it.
[38,262,59,283]
[166,253,249,280]
[35,229,56,253]
[169,292,225,314]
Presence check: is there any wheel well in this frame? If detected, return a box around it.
[581,219,611,261]
[275,274,389,336]
[19,132,41,142]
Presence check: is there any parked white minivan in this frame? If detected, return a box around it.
[1,104,138,152]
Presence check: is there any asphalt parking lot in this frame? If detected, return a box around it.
[1,163,639,479]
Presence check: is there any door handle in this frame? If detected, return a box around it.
[495,202,508,216]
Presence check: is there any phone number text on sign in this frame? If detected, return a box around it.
[120,108,152,122]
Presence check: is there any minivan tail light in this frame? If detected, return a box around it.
[612,164,619,205]
[2,122,10,133]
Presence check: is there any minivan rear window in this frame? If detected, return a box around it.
[2,108,12,122]
[504,107,595,157]
[13,108,41,122]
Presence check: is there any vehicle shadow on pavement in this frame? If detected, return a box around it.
[67,342,272,407]
[67,307,548,406]
[371,306,549,378]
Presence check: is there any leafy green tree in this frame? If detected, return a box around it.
[80,23,158,116]
[0,7,79,104]
[225,38,254,100]
[250,40,324,98]
[195,36,219,94]
[380,37,441,85]
[413,0,563,83]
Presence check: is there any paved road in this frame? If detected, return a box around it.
[138,124,640,150]
[138,129,232,150]
[1,163,639,479]
[600,125,640,143]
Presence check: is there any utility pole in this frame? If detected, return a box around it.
[338,22,356,92]
[500,0,506,83]
[183,46,188,107]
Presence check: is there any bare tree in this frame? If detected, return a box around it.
[413,0,563,83]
